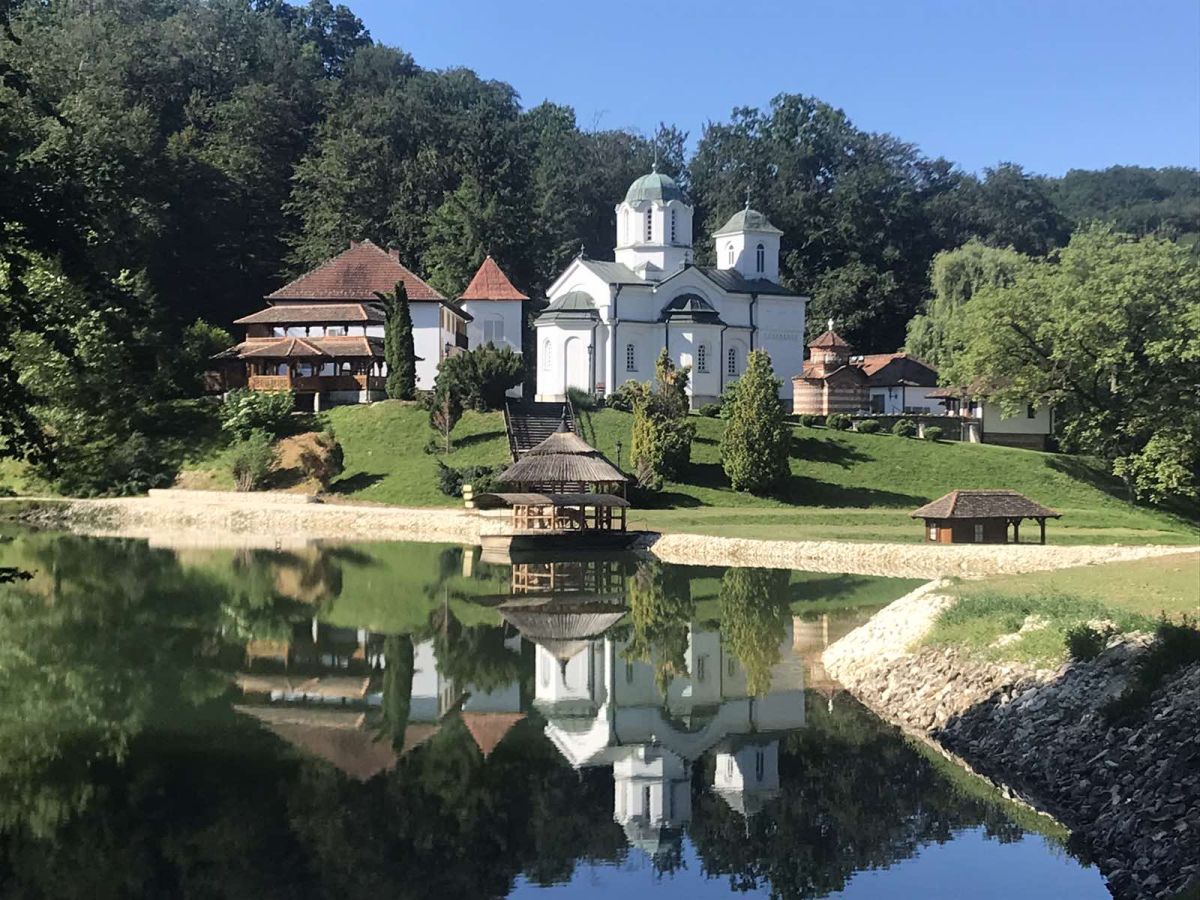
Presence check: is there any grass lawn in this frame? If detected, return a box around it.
[924,551,1200,664]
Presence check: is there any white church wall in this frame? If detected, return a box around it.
[411,303,443,391]
[755,297,807,402]
[716,231,782,281]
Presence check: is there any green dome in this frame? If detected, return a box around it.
[624,170,686,204]
[712,206,783,236]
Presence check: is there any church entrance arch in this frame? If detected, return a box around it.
[563,336,590,393]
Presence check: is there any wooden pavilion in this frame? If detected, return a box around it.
[478,427,631,536]
[911,489,1062,544]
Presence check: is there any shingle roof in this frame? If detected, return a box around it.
[712,206,784,236]
[808,329,851,349]
[233,336,384,359]
[910,490,1062,520]
[234,303,385,325]
[459,256,529,301]
[269,239,444,301]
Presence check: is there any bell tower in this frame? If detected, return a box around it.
[614,166,693,278]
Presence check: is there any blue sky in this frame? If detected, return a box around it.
[349,0,1199,175]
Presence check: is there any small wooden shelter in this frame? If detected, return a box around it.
[911,489,1061,544]
[479,426,631,534]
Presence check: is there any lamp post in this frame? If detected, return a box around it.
[614,440,623,470]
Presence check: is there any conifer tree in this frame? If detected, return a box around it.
[379,281,416,400]
[721,350,790,494]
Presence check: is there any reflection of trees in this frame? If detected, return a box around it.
[690,694,1027,898]
[623,560,694,695]
[719,567,791,696]
[379,634,415,747]
[431,608,525,696]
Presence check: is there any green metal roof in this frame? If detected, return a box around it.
[712,206,783,236]
[536,290,600,323]
[660,293,724,325]
[578,259,642,284]
[624,170,686,204]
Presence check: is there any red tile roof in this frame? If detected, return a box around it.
[235,303,385,325]
[459,256,529,301]
[269,240,444,302]
[808,329,851,350]
[461,712,525,758]
[233,336,383,359]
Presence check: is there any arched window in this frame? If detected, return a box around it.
[756,243,765,273]
[626,343,637,372]
[541,340,552,371]
[696,344,707,373]
[644,209,653,242]
[727,346,737,376]
[670,209,677,244]
[726,243,735,266]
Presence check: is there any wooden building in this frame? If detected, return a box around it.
[911,490,1061,544]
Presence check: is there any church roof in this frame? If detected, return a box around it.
[624,169,686,204]
[808,329,851,349]
[713,206,784,237]
[269,239,444,302]
[536,290,601,323]
[578,258,642,284]
[234,303,385,325]
[660,293,724,324]
[459,256,529,301]
[684,266,799,297]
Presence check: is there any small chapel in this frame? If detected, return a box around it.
[533,169,808,409]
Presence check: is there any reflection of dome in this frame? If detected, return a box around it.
[713,786,778,818]
[625,170,686,204]
[622,820,683,861]
[498,597,626,663]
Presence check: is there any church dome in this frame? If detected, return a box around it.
[713,206,783,236]
[624,170,686,204]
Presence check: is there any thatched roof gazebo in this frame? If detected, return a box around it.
[911,489,1061,544]
[478,426,631,536]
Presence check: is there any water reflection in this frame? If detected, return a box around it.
[0,532,1104,898]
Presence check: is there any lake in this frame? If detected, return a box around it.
[0,530,1108,898]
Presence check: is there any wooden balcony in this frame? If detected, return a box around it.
[248,374,384,393]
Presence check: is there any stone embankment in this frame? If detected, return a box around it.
[825,586,1200,900]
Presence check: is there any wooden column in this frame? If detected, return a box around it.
[1012,519,1020,544]
[1039,517,1046,544]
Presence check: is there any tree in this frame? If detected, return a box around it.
[379,281,416,400]
[944,225,1200,503]
[905,240,1028,368]
[960,163,1070,256]
[721,350,790,494]
[629,349,694,490]
[434,344,524,410]
[428,379,463,454]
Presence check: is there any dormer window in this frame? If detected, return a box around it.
[726,243,735,266]
[644,209,653,242]
[756,243,765,273]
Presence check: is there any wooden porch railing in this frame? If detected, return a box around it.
[248,374,385,392]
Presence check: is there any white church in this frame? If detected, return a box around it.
[534,168,808,408]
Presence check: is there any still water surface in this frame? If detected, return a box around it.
[0,531,1107,898]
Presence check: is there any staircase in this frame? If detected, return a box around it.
[504,400,577,459]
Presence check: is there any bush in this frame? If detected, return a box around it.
[435,461,498,497]
[435,344,524,411]
[721,350,790,494]
[923,425,944,442]
[567,387,598,412]
[298,430,344,490]
[697,403,722,418]
[230,429,277,491]
[1065,624,1110,661]
[47,431,175,497]
[1105,617,1200,722]
[825,413,852,431]
[798,414,824,428]
[220,388,295,440]
[892,418,918,437]
[855,418,881,434]
[607,380,647,413]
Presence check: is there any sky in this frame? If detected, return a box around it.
[347,0,1199,176]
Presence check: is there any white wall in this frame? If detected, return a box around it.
[868,385,941,415]
[411,303,442,391]
[461,299,523,354]
[614,199,693,274]
[714,231,781,282]
[983,400,1053,435]
[755,297,807,401]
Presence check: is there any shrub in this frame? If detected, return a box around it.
[435,344,524,411]
[825,413,852,431]
[798,414,824,428]
[1065,624,1110,661]
[1105,617,1200,722]
[567,387,598,412]
[721,350,790,494]
[607,380,647,413]
[892,418,918,437]
[230,430,277,491]
[436,461,498,497]
[629,352,694,490]
[855,418,881,434]
[697,403,722,418]
[298,430,344,490]
[220,388,295,440]
[48,431,175,497]
[923,425,944,442]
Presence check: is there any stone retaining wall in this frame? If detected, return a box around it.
[825,586,1199,900]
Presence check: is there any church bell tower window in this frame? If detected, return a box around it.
[670,209,677,244]
[756,243,765,273]
[644,209,653,242]
[726,243,735,266]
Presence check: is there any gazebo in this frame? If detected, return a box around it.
[911,489,1062,544]
[478,427,631,534]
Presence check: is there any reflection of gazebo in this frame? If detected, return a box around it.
[479,427,631,534]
